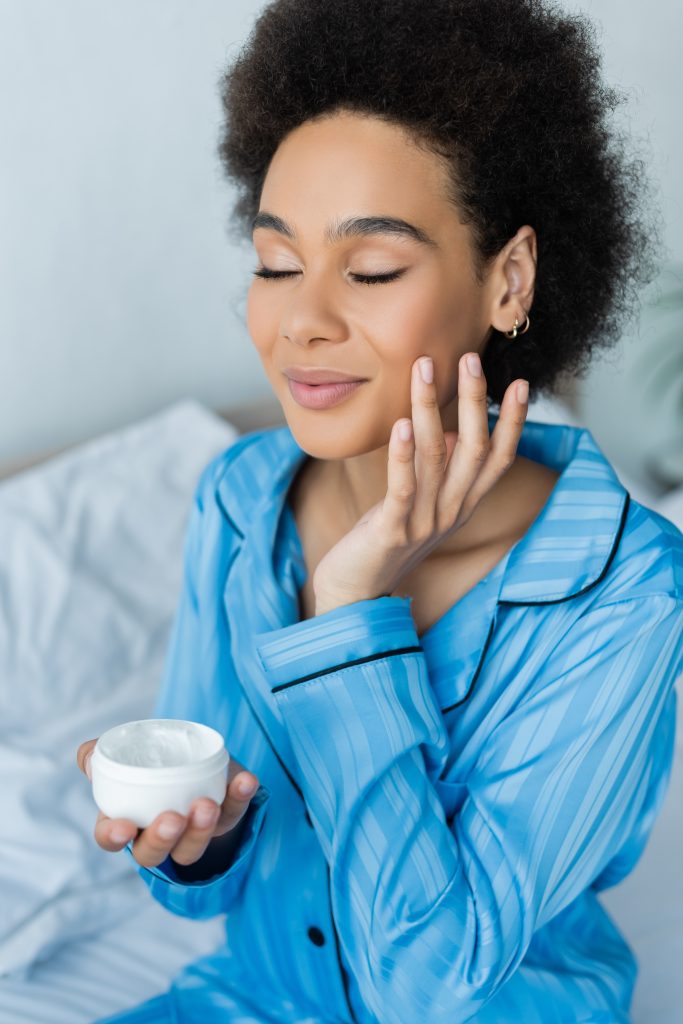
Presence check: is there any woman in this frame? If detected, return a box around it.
[78,0,683,1021]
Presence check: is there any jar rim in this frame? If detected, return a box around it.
[92,719,229,781]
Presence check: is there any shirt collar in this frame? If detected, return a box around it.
[216,410,630,607]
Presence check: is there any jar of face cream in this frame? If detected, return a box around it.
[90,719,230,828]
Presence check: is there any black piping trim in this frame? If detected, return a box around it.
[271,645,423,692]
[144,870,172,886]
[237,678,305,802]
[209,431,361,1022]
[219,565,297,795]
[440,615,497,714]
[439,492,631,713]
[213,432,271,539]
[215,492,245,539]
[326,864,360,1024]
[499,491,631,608]
[214,436,304,791]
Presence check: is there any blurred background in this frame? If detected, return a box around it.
[0,5,681,1023]
[1,0,682,491]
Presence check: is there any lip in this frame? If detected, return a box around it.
[283,366,366,384]
[286,377,365,410]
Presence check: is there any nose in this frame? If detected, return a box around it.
[278,266,349,348]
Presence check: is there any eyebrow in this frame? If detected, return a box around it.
[251,211,438,248]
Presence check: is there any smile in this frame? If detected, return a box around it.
[286,378,365,409]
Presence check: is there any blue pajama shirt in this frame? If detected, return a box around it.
[98,411,683,1024]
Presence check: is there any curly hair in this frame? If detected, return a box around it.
[216,0,661,407]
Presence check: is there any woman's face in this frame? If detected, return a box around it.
[247,109,518,459]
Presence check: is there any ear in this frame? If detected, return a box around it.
[486,225,537,334]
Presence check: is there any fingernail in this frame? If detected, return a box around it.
[192,804,219,829]
[84,753,92,781]
[237,778,258,798]
[419,357,433,384]
[516,380,529,403]
[158,819,184,840]
[110,825,132,844]
[466,354,482,377]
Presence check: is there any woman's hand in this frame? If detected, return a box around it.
[312,351,528,614]
[76,738,260,869]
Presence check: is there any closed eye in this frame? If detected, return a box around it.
[251,267,406,285]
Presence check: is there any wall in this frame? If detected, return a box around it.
[1,0,681,470]
[0,0,259,462]
[563,0,683,494]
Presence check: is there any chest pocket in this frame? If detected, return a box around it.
[433,778,468,824]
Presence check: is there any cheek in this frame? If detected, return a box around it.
[365,282,468,411]
[246,285,276,357]
[365,281,453,368]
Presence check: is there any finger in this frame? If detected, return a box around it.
[444,430,458,468]
[226,756,247,785]
[442,363,527,520]
[438,351,492,515]
[167,798,222,866]
[382,415,416,538]
[166,769,259,867]
[77,739,97,780]
[459,375,528,513]
[410,356,448,522]
[94,811,140,852]
[130,812,189,869]
[213,771,260,837]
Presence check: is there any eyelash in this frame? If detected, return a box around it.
[252,267,406,285]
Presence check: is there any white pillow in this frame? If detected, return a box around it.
[0,399,238,977]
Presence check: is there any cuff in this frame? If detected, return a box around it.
[125,783,270,887]
[254,594,421,692]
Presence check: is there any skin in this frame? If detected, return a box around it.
[77,107,538,868]
[76,741,260,868]
[248,108,536,608]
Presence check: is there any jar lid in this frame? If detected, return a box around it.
[92,718,229,784]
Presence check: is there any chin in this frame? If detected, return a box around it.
[286,414,389,461]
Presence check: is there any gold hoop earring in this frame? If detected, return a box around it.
[504,312,531,339]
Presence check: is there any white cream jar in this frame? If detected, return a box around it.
[90,718,230,828]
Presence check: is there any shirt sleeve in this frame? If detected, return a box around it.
[126,459,271,920]
[254,591,683,1024]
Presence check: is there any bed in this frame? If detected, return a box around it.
[0,394,681,1024]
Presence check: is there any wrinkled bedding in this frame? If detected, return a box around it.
[0,396,681,1023]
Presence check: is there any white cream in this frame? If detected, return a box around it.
[100,720,211,767]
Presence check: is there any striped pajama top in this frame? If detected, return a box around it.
[102,410,683,1024]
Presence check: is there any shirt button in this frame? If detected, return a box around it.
[307,926,326,947]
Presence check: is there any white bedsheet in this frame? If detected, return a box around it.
[1,395,681,1023]
[0,398,237,980]
[0,878,225,1024]
[1,757,681,1024]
